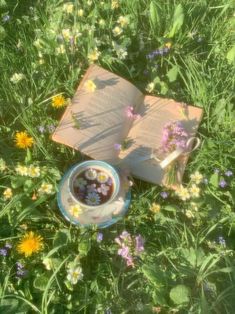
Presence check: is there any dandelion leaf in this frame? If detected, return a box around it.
[168,4,184,38]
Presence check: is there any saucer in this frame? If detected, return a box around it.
[57,163,131,228]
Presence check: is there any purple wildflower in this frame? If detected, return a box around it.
[135,235,145,253]
[214,168,220,174]
[118,245,130,258]
[218,236,226,246]
[219,179,227,188]
[114,143,122,151]
[146,47,170,59]
[0,248,7,256]
[97,232,103,243]
[161,121,188,153]
[2,15,10,22]
[38,125,46,133]
[225,170,233,177]
[97,184,110,196]
[16,262,24,269]
[120,231,131,240]
[160,191,168,199]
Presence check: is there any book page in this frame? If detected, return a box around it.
[118,95,203,185]
[52,64,144,160]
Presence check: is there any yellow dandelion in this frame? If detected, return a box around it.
[190,171,203,184]
[69,204,83,218]
[150,202,161,213]
[3,188,13,200]
[189,184,200,198]
[84,80,97,93]
[17,231,44,257]
[52,95,67,108]
[165,42,172,49]
[14,131,34,149]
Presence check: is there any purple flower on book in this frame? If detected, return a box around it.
[47,124,56,133]
[114,143,122,151]
[97,232,103,243]
[219,179,227,188]
[125,106,140,120]
[161,121,188,153]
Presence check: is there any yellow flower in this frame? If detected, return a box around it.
[15,164,28,176]
[56,44,66,55]
[117,16,129,27]
[146,82,155,93]
[88,48,100,62]
[3,188,13,200]
[63,3,74,14]
[28,165,40,178]
[150,203,161,213]
[17,231,44,257]
[165,42,172,49]
[84,80,96,93]
[52,95,66,108]
[189,184,200,198]
[62,29,71,41]
[69,204,83,218]
[38,182,53,195]
[112,26,123,37]
[111,0,119,9]
[190,171,203,184]
[176,186,190,201]
[77,9,84,17]
[185,209,194,218]
[15,131,34,149]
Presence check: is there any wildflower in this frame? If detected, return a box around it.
[48,124,56,133]
[38,182,54,195]
[28,165,40,178]
[165,42,172,49]
[0,159,6,172]
[2,15,10,22]
[69,204,83,218]
[214,168,220,174]
[85,168,97,180]
[56,44,66,55]
[146,82,155,93]
[97,184,110,196]
[77,9,84,17]
[88,48,100,62]
[97,172,109,183]
[42,257,53,270]
[15,164,28,176]
[218,236,226,247]
[87,0,92,5]
[14,131,34,149]
[125,106,140,120]
[150,203,161,213]
[99,19,105,27]
[15,262,28,278]
[112,42,128,60]
[5,243,12,249]
[114,143,122,151]
[10,73,24,84]
[189,184,200,198]
[117,16,129,27]
[219,179,227,188]
[74,177,87,190]
[190,202,198,211]
[161,121,188,153]
[190,171,203,184]
[111,0,119,9]
[112,26,123,37]
[87,183,97,193]
[52,95,66,108]
[3,188,12,200]
[38,125,46,133]
[225,170,233,177]
[63,3,74,14]
[135,235,145,253]
[61,29,71,41]
[160,191,168,199]
[97,232,103,243]
[67,266,83,284]
[146,47,170,59]
[17,231,44,257]
[0,249,8,256]
[84,80,96,92]
[85,192,101,206]
[176,186,190,201]
[185,209,194,218]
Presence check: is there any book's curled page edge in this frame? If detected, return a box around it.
[52,64,144,161]
[118,96,203,187]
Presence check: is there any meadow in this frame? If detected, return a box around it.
[0,0,235,313]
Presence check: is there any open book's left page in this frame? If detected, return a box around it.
[52,65,144,160]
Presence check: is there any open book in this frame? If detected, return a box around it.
[52,64,203,186]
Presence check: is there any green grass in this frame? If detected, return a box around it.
[0,0,235,313]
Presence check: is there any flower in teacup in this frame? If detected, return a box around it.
[85,192,100,206]
[97,172,109,183]
[69,204,83,218]
[74,177,87,190]
[97,184,110,196]
[87,183,97,193]
[85,168,97,180]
